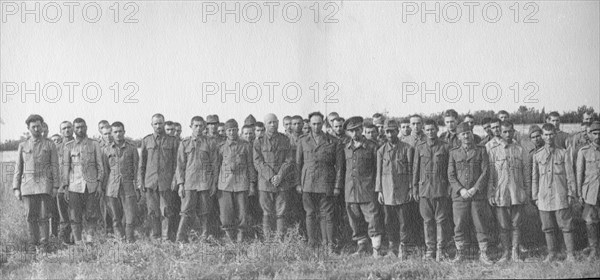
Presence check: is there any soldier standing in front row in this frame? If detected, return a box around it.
[13,114,60,250]
[375,120,414,259]
[341,116,383,257]
[138,113,179,241]
[102,122,139,242]
[577,121,600,261]
[448,123,493,264]
[62,118,105,244]
[532,123,577,262]
[56,121,74,244]
[175,116,218,242]
[413,119,451,261]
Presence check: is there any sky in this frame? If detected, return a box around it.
[1,0,599,140]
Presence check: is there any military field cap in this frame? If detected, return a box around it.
[590,121,600,132]
[456,122,472,134]
[528,124,542,136]
[344,116,364,131]
[224,119,238,129]
[373,116,385,125]
[384,120,399,131]
[244,114,256,126]
[206,115,220,124]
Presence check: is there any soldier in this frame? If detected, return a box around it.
[165,121,176,136]
[51,134,62,145]
[330,117,350,143]
[375,120,415,259]
[479,117,494,146]
[244,114,257,127]
[62,118,105,244]
[41,122,49,139]
[102,122,139,242]
[484,118,504,153]
[217,122,226,137]
[577,121,600,261]
[440,109,461,148]
[372,113,386,138]
[173,122,183,139]
[138,113,179,241]
[175,116,218,242]
[448,123,493,264]
[56,121,74,244]
[545,112,569,149]
[340,117,383,257]
[413,119,451,261]
[241,124,261,239]
[165,120,182,233]
[253,114,295,238]
[488,121,531,263]
[207,115,226,143]
[497,111,521,143]
[255,122,266,139]
[569,122,592,170]
[283,116,293,136]
[399,118,412,143]
[363,124,380,144]
[532,123,577,262]
[288,115,307,236]
[463,114,482,144]
[13,115,60,250]
[98,124,114,235]
[404,114,427,148]
[582,111,595,123]
[296,112,344,250]
[302,119,311,135]
[215,119,257,242]
[326,112,340,135]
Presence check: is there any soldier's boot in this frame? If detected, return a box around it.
[451,243,466,263]
[150,216,162,240]
[262,216,272,239]
[114,223,125,241]
[38,221,50,253]
[352,240,369,256]
[161,218,171,242]
[371,235,382,258]
[125,225,135,243]
[398,243,407,261]
[543,232,558,263]
[496,232,511,264]
[175,216,192,243]
[27,221,40,247]
[436,243,448,262]
[58,225,72,245]
[479,244,493,265]
[276,218,287,240]
[511,230,523,262]
[564,232,576,262]
[72,224,83,244]
[236,230,245,243]
[51,216,59,238]
[306,219,318,248]
[385,241,399,258]
[199,215,210,240]
[587,224,599,262]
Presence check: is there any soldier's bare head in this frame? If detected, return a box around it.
[51,134,62,145]
[174,122,182,138]
[409,114,423,134]
[490,118,502,137]
[111,121,126,142]
[291,115,303,134]
[190,116,206,138]
[545,111,561,130]
[255,122,265,138]
[497,110,510,122]
[399,118,411,136]
[264,114,279,135]
[364,124,379,140]
[151,114,165,135]
[443,109,459,132]
[332,117,345,136]
[283,116,292,133]
[500,121,515,143]
[423,119,438,140]
[582,110,594,123]
[73,118,87,138]
[241,125,255,142]
[60,121,73,138]
[25,114,44,139]
[98,120,110,133]
[165,121,175,136]
[101,126,113,142]
[541,123,556,147]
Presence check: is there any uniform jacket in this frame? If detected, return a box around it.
[176,135,217,191]
[402,132,427,148]
[13,137,60,195]
[448,144,489,201]
[253,132,294,192]
[102,140,139,198]
[138,133,179,191]
[412,139,450,199]
[215,139,257,192]
[532,146,576,211]
[375,138,414,205]
[488,141,531,206]
[62,137,104,193]
[340,137,378,203]
[296,132,344,194]
[440,131,461,148]
[56,137,73,193]
[577,143,600,205]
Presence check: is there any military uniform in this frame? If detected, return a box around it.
[287,132,307,237]
[400,132,427,246]
[56,137,73,243]
[215,137,257,241]
[175,135,217,242]
[532,146,577,260]
[102,140,139,242]
[413,138,451,259]
[403,132,427,148]
[440,131,461,148]
[296,131,344,247]
[554,130,570,149]
[139,132,179,241]
[376,137,414,254]
[13,137,60,246]
[97,138,114,235]
[62,137,105,243]
[253,131,295,236]
[577,142,600,258]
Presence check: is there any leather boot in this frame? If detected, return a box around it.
[176,216,192,243]
[38,221,50,253]
[512,230,523,262]
[28,221,40,246]
[125,225,135,243]
[451,242,466,263]
[543,232,557,263]
[436,243,447,262]
[306,217,317,248]
[479,244,493,265]
[371,236,382,258]
[497,232,511,264]
[588,224,599,261]
[386,241,398,258]
[563,232,576,262]
[352,240,369,256]
[161,217,171,242]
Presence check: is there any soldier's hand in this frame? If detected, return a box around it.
[377,192,384,205]
[13,189,22,201]
[488,197,496,206]
[460,188,470,199]
[296,185,302,194]
[52,188,58,197]
[466,188,477,197]
[333,188,341,196]
[178,187,185,198]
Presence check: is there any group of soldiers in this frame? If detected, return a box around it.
[11,109,600,265]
